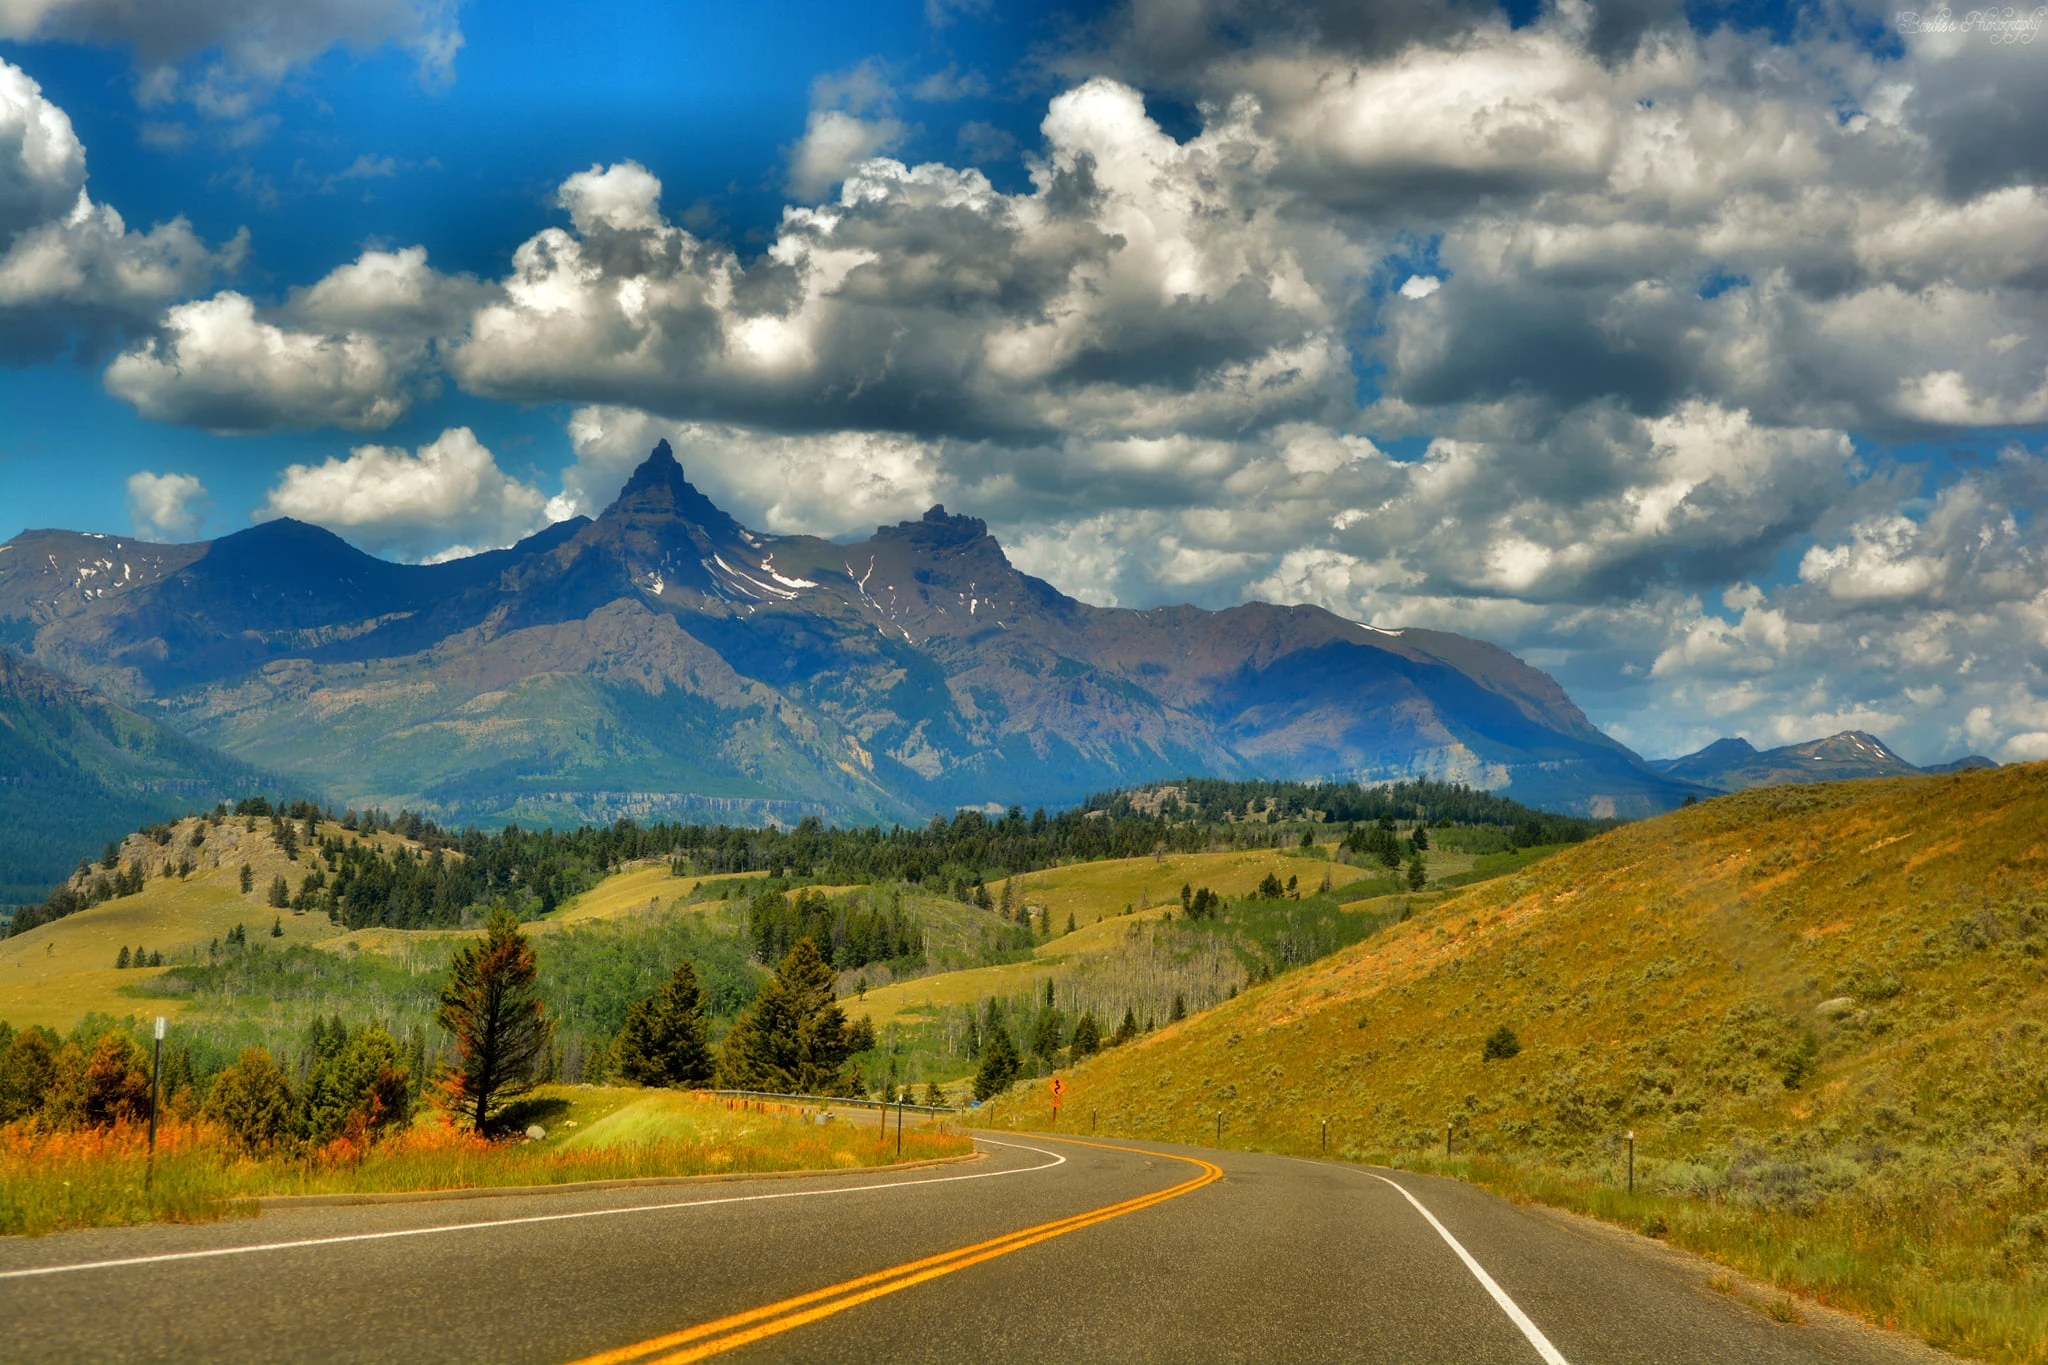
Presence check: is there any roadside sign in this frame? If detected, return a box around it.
[1049,1077,1065,1107]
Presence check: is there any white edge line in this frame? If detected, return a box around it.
[0,1138,1066,1283]
[1361,1170,1570,1365]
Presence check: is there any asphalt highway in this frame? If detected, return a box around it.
[0,1132,1946,1365]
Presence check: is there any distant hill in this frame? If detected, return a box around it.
[0,650,275,904]
[991,762,2048,1358]
[1922,753,1998,774]
[1646,730,1993,792]
[0,443,1703,826]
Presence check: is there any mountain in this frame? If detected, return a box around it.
[1649,731,1997,792]
[0,650,275,903]
[0,442,1702,826]
[1923,754,1998,774]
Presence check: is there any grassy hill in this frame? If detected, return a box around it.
[0,813,429,1029]
[984,765,2048,1363]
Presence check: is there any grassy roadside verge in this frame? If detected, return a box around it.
[0,1087,972,1238]
[1370,1150,2045,1365]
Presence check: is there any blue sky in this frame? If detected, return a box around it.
[1,0,1092,538]
[3,0,2047,765]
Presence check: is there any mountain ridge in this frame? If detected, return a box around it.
[0,648,281,903]
[1649,730,1996,792]
[0,442,1704,826]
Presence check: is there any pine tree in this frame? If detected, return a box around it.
[1031,1006,1064,1062]
[719,938,865,1096]
[436,908,554,1134]
[1069,1011,1101,1058]
[1169,992,1186,1023]
[271,916,284,938]
[1109,1007,1139,1047]
[1407,853,1427,892]
[972,1024,1021,1100]
[1064,912,1076,935]
[268,873,290,908]
[240,863,253,894]
[115,946,130,969]
[613,960,715,1088]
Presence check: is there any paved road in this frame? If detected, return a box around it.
[0,1132,1944,1364]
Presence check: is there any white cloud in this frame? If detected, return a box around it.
[0,57,236,361]
[0,0,464,115]
[104,290,421,432]
[124,470,207,540]
[789,110,905,201]
[258,426,550,561]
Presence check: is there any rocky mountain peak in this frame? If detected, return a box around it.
[604,441,744,539]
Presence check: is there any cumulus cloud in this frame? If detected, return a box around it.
[447,80,1356,450]
[0,0,464,116]
[124,470,208,540]
[0,58,237,362]
[104,290,422,432]
[258,426,550,561]
[99,243,483,430]
[787,62,906,200]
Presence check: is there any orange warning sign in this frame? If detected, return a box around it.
[1049,1077,1066,1105]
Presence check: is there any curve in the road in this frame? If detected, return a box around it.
[0,1138,1066,1284]
[567,1137,1224,1365]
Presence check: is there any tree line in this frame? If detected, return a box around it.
[8,776,1603,938]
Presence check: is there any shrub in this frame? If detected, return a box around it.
[45,1035,151,1129]
[301,1028,411,1147]
[0,1028,59,1122]
[204,1048,295,1154]
[1482,1025,1522,1061]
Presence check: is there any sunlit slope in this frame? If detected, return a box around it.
[996,766,2048,1162]
[996,844,1393,929]
[0,816,415,1030]
[852,845,1396,1027]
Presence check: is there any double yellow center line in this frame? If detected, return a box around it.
[568,1138,1222,1365]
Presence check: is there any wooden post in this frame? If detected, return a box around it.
[145,1016,165,1192]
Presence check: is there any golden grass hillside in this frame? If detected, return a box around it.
[850,844,1405,1028]
[0,814,414,1030]
[990,766,2048,1364]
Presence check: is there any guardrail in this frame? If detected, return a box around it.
[711,1088,958,1116]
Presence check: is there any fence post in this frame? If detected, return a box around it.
[145,1016,165,1193]
[1627,1131,1635,1194]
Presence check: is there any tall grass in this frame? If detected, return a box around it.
[0,1093,971,1238]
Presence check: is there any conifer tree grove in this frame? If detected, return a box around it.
[719,938,868,1095]
[613,959,715,1088]
[437,909,554,1134]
